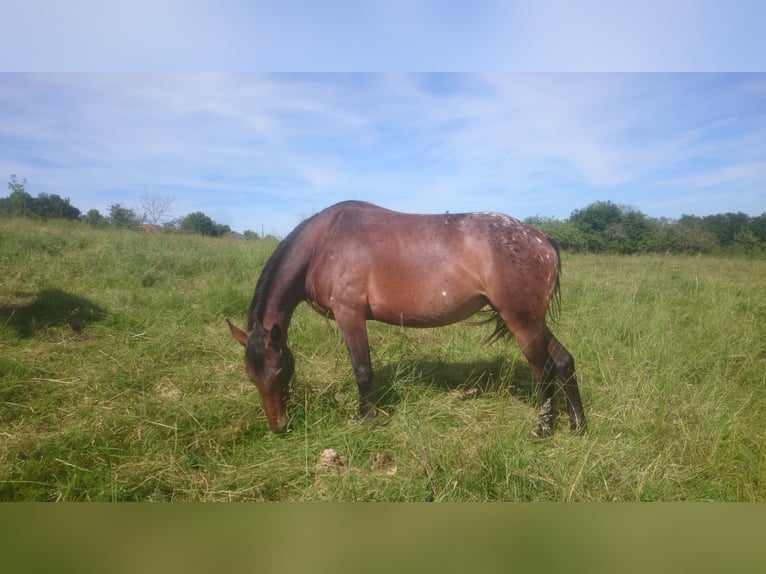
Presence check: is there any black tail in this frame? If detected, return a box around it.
[475,308,509,347]
[547,237,562,323]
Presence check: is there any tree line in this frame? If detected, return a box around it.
[2,176,764,252]
[525,200,766,255]
[0,176,268,239]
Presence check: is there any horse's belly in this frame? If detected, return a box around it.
[367,291,488,328]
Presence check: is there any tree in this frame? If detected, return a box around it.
[569,201,626,251]
[733,228,761,253]
[214,223,231,236]
[1,176,80,220]
[109,203,139,227]
[7,174,26,194]
[3,175,32,216]
[642,218,677,253]
[570,201,624,234]
[750,213,766,243]
[31,192,81,220]
[180,211,217,236]
[525,216,588,252]
[140,188,175,225]
[702,212,751,247]
[84,209,106,226]
[671,215,717,253]
[613,209,653,254]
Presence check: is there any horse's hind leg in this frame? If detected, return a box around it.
[506,323,558,437]
[536,355,558,438]
[504,321,586,436]
[547,334,586,434]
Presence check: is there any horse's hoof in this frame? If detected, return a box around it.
[360,406,387,423]
[570,422,587,436]
[532,425,554,439]
[363,409,378,421]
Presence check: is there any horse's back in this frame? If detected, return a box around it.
[316,201,557,279]
[303,202,559,327]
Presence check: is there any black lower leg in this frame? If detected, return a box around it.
[533,358,557,437]
[353,363,376,418]
[548,336,586,433]
[338,319,377,420]
[562,379,586,433]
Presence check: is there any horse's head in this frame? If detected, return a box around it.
[227,319,295,433]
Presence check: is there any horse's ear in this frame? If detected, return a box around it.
[226,319,249,347]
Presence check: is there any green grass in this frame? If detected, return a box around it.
[1,217,764,500]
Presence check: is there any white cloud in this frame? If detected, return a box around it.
[1,73,764,234]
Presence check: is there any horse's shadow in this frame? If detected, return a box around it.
[368,356,540,414]
[0,288,106,338]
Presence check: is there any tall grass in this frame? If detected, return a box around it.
[1,218,764,500]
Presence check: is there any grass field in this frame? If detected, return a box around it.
[1,217,764,501]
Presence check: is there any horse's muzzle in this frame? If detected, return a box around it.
[269,415,288,434]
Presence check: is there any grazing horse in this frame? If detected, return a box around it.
[228,201,586,437]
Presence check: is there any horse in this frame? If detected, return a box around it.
[227,200,586,437]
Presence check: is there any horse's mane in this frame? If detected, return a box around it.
[247,212,318,331]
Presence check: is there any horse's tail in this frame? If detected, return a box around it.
[479,310,509,347]
[547,236,562,323]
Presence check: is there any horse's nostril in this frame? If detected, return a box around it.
[270,415,288,434]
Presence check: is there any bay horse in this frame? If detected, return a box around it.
[227,201,586,437]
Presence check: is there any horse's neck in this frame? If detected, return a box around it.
[260,249,309,331]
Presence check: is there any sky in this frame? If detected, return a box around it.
[1,3,765,236]
[1,73,764,235]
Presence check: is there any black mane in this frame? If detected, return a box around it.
[246,212,318,331]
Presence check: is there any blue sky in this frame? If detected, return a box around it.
[3,1,765,72]
[1,73,764,235]
[1,2,764,236]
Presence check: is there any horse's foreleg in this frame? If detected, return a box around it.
[336,316,376,418]
[547,335,586,434]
